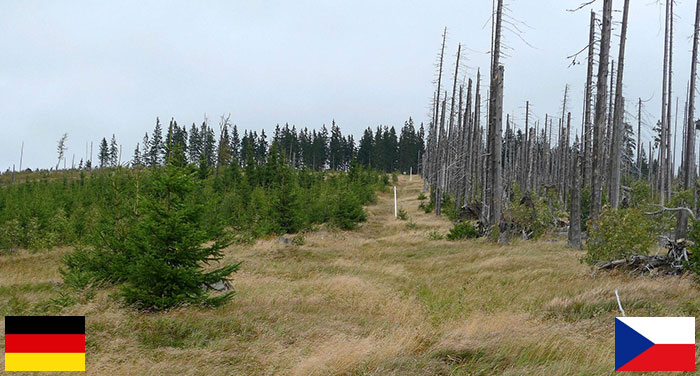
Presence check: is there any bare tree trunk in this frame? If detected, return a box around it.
[533,119,540,192]
[637,98,642,179]
[544,114,549,185]
[471,71,482,202]
[591,0,612,219]
[609,0,630,209]
[433,28,447,145]
[455,84,465,210]
[525,101,531,192]
[660,0,671,206]
[489,65,504,232]
[677,0,700,239]
[564,112,572,204]
[447,44,462,196]
[436,96,447,216]
[569,137,582,250]
[605,61,615,193]
[583,10,596,188]
[666,0,674,198]
[429,29,448,192]
[673,97,679,177]
[463,79,473,203]
[486,0,504,234]
[649,141,653,186]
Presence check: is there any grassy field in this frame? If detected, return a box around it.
[1,175,699,375]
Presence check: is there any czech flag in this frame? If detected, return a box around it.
[4,316,85,372]
[615,317,695,371]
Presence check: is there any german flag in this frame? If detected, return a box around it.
[4,316,85,372]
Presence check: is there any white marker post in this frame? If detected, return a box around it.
[394,186,398,218]
[409,167,412,181]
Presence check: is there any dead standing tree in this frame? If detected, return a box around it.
[677,0,700,239]
[569,137,582,249]
[609,0,630,208]
[487,0,505,237]
[432,28,448,214]
[659,0,671,206]
[583,10,597,188]
[666,0,674,200]
[591,0,612,220]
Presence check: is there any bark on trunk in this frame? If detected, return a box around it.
[569,138,582,250]
[676,0,700,239]
[609,0,630,209]
[591,0,612,220]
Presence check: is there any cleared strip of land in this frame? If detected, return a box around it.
[1,175,698,375]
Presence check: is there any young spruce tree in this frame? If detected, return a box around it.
[121,163,240,310]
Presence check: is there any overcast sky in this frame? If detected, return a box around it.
[0,0,695,170]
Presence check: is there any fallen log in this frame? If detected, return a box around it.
[596,254,685,276]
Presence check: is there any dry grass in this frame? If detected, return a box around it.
[1,175,699,375]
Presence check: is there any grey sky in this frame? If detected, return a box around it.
[0,0,695,170]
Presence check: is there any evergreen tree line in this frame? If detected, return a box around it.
[92,117,425,173]
[0,148,387,253]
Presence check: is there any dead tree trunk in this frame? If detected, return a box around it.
[677,0,700,239]
[436,96,447,216]
[487,0,504,235]
[455,84,465,209]
[463,79,473,204]
[525,101,532,192]
[489,66,504,233]
[569,137,582,250]
[605,60,615,193]
[666,0,674,199]
[591,0,612,219]
[673,97,679,177]
[447,44,461,196]
[564,112,572,204]
[583,10,596,188]
[609,0,630,209]
[660,0,671,206]
[471,71,482,202]
[433,28,447,146]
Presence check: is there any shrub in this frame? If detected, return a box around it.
[506,188,563,239]
[585,208,656,264]
[427,230,444,240]
[274,168,306,234]
[417,192,426,201]
[332,189,366,230]
[397,208,408,221]
[405,221,418,230]
[446,221,480,241]
[248,186,280,237]
[686,220,700,277]
[628,180,652,208]
[441,196,461,222]
[382,174,390,188]
[0,219,21,254]
[419,200,434,213]
[292,234,306,246]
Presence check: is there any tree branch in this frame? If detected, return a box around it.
[644,206,696,221]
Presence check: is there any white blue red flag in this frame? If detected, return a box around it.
[615,317,695,371]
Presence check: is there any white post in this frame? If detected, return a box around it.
[394,186,398,217]
[410,167,413,181]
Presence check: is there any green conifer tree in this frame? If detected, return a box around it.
[98,138,110,168]
[121,164,240,310]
